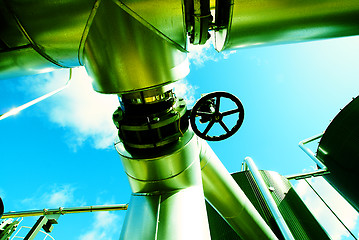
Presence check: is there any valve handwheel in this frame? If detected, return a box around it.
[190,92,244,141]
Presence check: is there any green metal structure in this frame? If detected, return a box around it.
[1,0,359,239]
[206,170,330,240]
[317,96,359,212]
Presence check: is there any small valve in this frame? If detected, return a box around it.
[190,92,244,141]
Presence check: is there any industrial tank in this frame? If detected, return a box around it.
[316,96,359,212]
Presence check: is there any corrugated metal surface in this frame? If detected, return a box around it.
[206,170,330,240]
[261,171,330,240]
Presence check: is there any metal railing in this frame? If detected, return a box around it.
[11,226,55,240]
[286,132,329,180]
[1,204,128,240]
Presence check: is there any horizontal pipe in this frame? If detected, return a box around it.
[215,0,359,51]
[198,138,278,240]
[1,204,128,219]
[286,169,330,180]
[244,157,295,240]
[285,133,329,180]
[300,132,324,145]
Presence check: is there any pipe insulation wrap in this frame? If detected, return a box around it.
[198,138,278,240]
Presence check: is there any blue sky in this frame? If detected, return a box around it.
[1,35,359,239]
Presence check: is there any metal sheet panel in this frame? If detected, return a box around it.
[199,139,278,239]
[1,0,96,67]
[116,131,200,193]
[157,187,211,239]
[0,2,28,49]
[120,194,159,240]
[120,0,187,49]
[83,0,189,94]
[116,132,195,181]
[215,0,359,51]
[206,170,330,240]
[0,46,61,79]
[121,187,211,240]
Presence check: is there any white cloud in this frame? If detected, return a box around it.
[172,80,198,107]
[294,177,358,240]
[18,66,200,151]
[78,211,122,240]
[46,185,75,207]
[24,67,119,150]
[222,50,237,59]
[187,36,237,66]
[21,184,84,209]
[187,39,217,66]
[14,40,237,152]
[95,211,118,228]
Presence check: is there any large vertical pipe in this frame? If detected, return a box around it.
[198,138,278,239]
[116,131,211,240]
[121,186,210,240]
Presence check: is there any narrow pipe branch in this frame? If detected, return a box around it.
[298,132,327,170]
[244,157,295,240]
[1,204,128,219]
[286,169,330,180]
[198,138,278,240]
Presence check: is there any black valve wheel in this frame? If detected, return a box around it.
[190,92,244,141]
